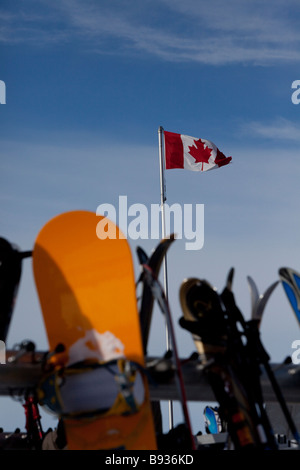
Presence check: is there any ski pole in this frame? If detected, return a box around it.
[246,320,300,445]
[143,264,197,450]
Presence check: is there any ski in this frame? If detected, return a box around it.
[221,269,300,447]
[247,275,279,326]
[279,267,300,326]
[141,263,197,450]
[179,269,279,449]
[203,405,224,434]
[136,234,175,355]
[220,269,282,448]
[0,237,31,342]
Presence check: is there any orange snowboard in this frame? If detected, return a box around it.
[33,210,157,450]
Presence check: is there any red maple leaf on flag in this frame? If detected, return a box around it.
[188,139,212,163]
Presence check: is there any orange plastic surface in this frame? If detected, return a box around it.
[33,211,157,450]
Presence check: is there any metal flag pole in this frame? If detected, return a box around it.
[158,125,174,429]
[158,127,169,309]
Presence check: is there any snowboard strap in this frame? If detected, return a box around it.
[38,358,149,421]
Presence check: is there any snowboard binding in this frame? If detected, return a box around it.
[179,278,228,357]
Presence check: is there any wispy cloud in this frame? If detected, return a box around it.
[241,117,300,142]
[0,6,72,45]
[2,0,300,65]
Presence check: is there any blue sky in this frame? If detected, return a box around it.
[1,0,300,436]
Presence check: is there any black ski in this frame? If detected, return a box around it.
[141,263,197,450]
[136,234,175,354]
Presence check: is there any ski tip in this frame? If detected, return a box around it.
[279,267,300,279]
[263,280,279,296]
[136,246,149,265]
[278,267,300,295]
[157,233,176,247]
[246,275,255,284]
[278,267,289,280]
[167,233,176,241]
[247,275,259,318]
[278,267,300,322]
[156,233,176,244]
[253,280,279,322]
[225,267,234,291]
[246,275,258,296]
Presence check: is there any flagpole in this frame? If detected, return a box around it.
[158,125,174,430]
[158,126,169,303]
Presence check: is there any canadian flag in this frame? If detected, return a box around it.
[164,130,232,172]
